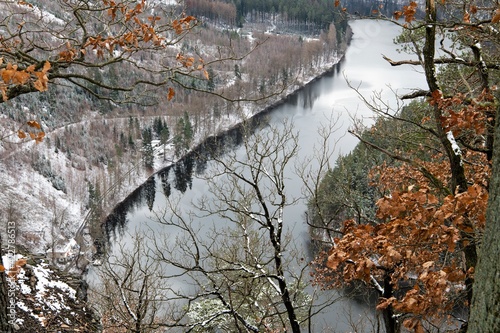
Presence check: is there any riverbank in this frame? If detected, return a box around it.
[0,20,351,276]
[75,34,351,271]
[0,19,350,264]
[103,59,344,240]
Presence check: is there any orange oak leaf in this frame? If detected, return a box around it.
[492,9,500,23]
[17,130,27,139]
[376,297,396,310]
[167,87,175,101]
[35,132,45,144]
[27,120,41,129]
[17,1,33,7]
[403,1,418,23]
[463,11,471,23]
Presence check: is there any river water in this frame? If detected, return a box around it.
[100,19,429,331]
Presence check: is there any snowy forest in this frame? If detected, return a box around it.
[1,0,500,332]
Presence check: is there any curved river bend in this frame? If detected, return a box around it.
[99,20,429,331]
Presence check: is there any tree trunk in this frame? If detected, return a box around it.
[423,0,468,193]
[381,274,398,333]
[423,1,477,316]
[467,110,500,332]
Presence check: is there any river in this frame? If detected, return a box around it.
[98,19,429,331]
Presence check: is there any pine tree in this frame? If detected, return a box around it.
[142,127,154,169]
[173,113,194,157]
[87,181,103,225]
[153,117,163,137]
[160,125,170,161]
[183,112,193,148]
[174,117,186,157]
[207,68,216,92]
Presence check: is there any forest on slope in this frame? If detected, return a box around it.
[309,1,500,332]
[0,0,349,262]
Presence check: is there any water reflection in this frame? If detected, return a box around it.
[286,83,319,109]
[287,62,343,110]
[102,115,271,248]
[159,169,171,198]
[144,177,156,212]
[172,157,193,193]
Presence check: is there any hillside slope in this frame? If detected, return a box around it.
[1,1,349,330]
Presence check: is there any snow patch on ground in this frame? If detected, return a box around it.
[2,254,94,331]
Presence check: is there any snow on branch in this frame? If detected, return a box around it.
[446,131,463,165]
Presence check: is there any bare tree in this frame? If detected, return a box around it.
[149,120,309,332]
[0,0,204,104]
[89,119,343,332]
[89,233,173,333]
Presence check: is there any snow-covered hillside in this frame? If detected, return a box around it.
[2,254,99,331]
[0,1,348,329]
[1,21,345,274]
